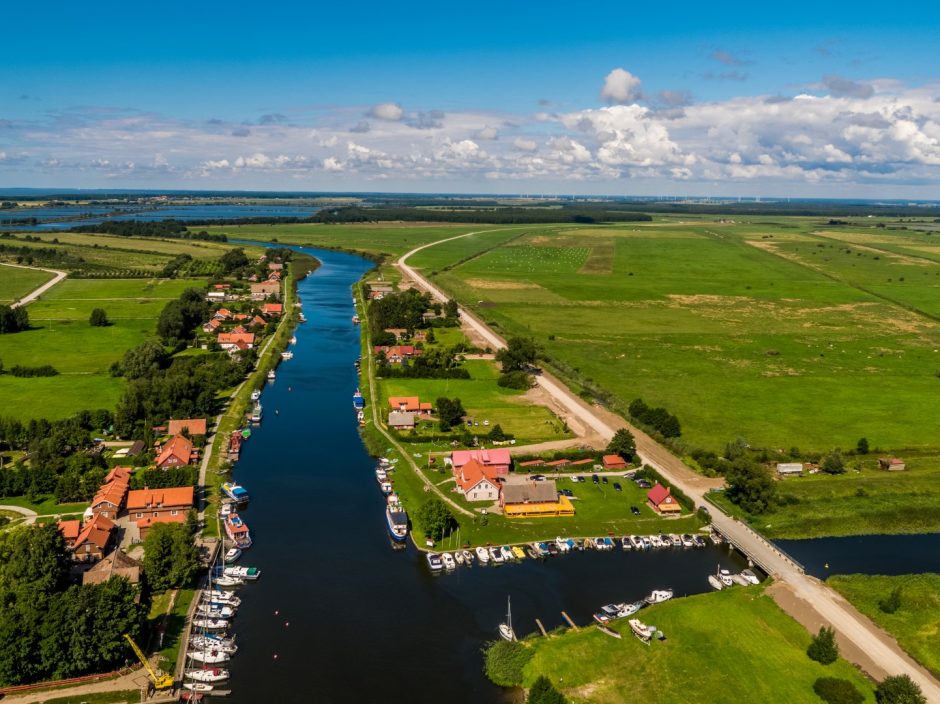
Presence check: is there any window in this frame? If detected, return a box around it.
[171,510,178,516]
[136,513,143,518]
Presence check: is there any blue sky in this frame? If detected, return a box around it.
[2,0,939,195]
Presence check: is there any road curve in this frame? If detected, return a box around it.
[398,230,940,701]
[4,262,68,308]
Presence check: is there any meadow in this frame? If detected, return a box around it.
[0,278,201,419]
[517,586,874,703]
[0,263,53,304]
[828,573,940,678]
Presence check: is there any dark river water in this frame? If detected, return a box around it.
[221,246,751,703]
[775,534,940,579]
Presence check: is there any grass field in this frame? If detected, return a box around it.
[0,278,201,419]
[0,494,89,516]
[32,691,139,704]
[517,586,875,703]
[0,263,53,303]
[414,219,940,453]
[828,573,940,678]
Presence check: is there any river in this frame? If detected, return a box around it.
[219,246,751,703]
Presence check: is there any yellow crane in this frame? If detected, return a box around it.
[123,633,174,690]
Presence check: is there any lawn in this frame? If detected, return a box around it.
[828,573,940,678]
[0,263,53,303]
[0,494,88,516]
[32,691,139,704]
[518,586,875,703]
[707,457,940,538]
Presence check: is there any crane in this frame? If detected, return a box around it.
[123,633,174,690]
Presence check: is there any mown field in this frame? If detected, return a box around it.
[517,586,875,703]
[0,278,201,419]
[0,263,53,304]
[416,219,940,453]
[828,573,940,678]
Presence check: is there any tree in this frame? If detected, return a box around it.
[88,308,110,327]
[496,336,537,372]
[807,626,839,665]
[528,675,568,704]
[822,450,846,475]
[220,247,249,274]
[488,424,509,441]
[879,586,903,614]
[875,675,926,704]
[444,299,459,319]
[856,437,869,455]
[498,371,532,389]
[813,677,864,704]
[0,305,29,334]
[436,397,465,431]
[142,522,198,592]
[724,459,777,514]
[606,428,636,460]
[415,498,456,542]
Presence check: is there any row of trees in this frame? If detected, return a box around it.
[628,398,681,438]
[313,205,652,225]
[71,220,226,242]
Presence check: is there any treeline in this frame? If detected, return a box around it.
[368,289,435,338]
[8,364,58,377]
[377,346,471,380]
[155,288,210,346]
[71,220,227,241]
[0,241,83,268]
[628,398,681,438]
[0,524,146,686]
[313,206,653,224]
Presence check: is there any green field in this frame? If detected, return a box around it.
[708,456,940,538]
[0,263,53,304]
[0,277,201,418]
[516,586,874,703]
[828,574,940,678]
[0,494,88,516]
[415,220,940,453]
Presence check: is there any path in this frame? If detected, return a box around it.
[3,668,150,703]
[0,505,38,524]
[5,262,68,308]
[398,230,940,700]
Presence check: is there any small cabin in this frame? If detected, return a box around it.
[878,457,906,472]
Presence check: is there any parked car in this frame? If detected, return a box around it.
[592,474,599,484]
[601,476,609,484]
[483,420,489,426]
[613,482,622,492]
[572,475,583,483]
[531,474,546,481]
[631,505,641,516]
[635,478,651,489]
[561,489,574,497]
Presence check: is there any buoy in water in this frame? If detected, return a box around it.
[275,409,279,415]
[824,563,829,570]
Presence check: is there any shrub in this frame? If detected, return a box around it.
[813,677,864,704]
[528,675,568,704]
[89,308,110,327]
[875,675,926,704]
[483,640,533,687]
[807,626,839,665]
[879,586,903,614]
[10,364,59,377]
[498,371,533,389]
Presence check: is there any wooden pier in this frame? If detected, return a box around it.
[535,619,548,637]
[561,611,578,630]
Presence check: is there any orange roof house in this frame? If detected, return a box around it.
[387,396,433,413]
[647,483,682,515]
[168,418,207,437]
[250,315,267,328]
[451,448,511,476]
[214,308,233,320]
[602,454,628,470]
[155,435,194,469]
[58,519,82,548]
[73,515,115,562]
[127,486,195,527]
[218,332,256,350]
[91,470,131,519]
[203,318,222,333]
[454,458,501,502]
[261,303,283,316]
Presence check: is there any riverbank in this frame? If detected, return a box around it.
[495,585,876,703]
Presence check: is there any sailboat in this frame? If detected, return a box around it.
[498,596,516,641]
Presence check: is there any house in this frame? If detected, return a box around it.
[500,479,575,518]
[388,411,416,430]
[126,440,145,457]
[72,514,116,563]
[82,549,141,586]
[261,302,283,316]
[233,313,249,322]
[647,483,682,515]
[878,457,907,471]
[251,281,280,300]
[168,418,207,437]
[454,458,501,502]
[268,262,284,271]
[374,345,419,364]
[127,486,195,527]
[90,469,131,518]
[207,291,226,302]
[776,462,804,476]
[155,435,194,469]
[202,318,222,334]
[231,324,247,334]
[217,332,256,351]
[451,448,512,476]
[602,454,628,470]
[249,314,268,328]
[214,308,233,320]
[388,396,433,413]
[57,519,82,549]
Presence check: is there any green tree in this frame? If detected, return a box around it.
[0,305,29,334]
[724,459,777,514]
[444,299,459,318]
[0,524,70,595]
[856,437,869,454]
[528,675,568,704]
[879,586,903,614]
[142,522,198,592]
[416,498,456,542]
[436,397,466,431]
[88,308,110,327]
[813,677,864,704]
[497,370,532,389]
[822,450,846,475]
[426,327,436,343]
[606,428,636,460]
[496,336,537,372]
[488,424,509,441]
[807,626,839,665]
[220,247,249,274]
[875,675,926,704]
[484,640,532,687]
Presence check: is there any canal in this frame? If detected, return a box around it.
[223,246,751,703]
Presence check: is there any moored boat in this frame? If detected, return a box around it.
[462,549,475,564]
[213,575,243,587]
[500,546,514,561]
[183,682,215,693]
[221,482,250,503]
[489,547,504,564]
[475,546,490,563]
[426,552,443,572]
[740,569,761,585]
[511,545,526,560]
[185,668,230,683]
[441,552,456,570]
[266,370,276,381]
[223,565,261,581]
[498,596,516,642]
[224,513,252,549]
[192,618,229,631]
[223,548,241,564]
[645,589,673,604]
[188,650,230,664]
[669,534,682,547]
[629,619,655,641]
[386,506,408,542]
[281,351,293,360]
[708,574,724,590]
[250,389,261,401]
[621,535,632,550]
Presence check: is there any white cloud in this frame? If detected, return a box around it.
[475,126,499,140]
[512,138,538,152]
[367,102,404,121]
[322,156,344,171]
[600,68,642,105]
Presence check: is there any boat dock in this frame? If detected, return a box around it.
[711,525,803,577]
[560,611,578,630]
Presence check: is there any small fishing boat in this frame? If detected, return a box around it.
[489,547,504,564]
[224,565,261,581]
[629,619,654,642]
[267,370,276,381]
[475,546,490,563]
[188,650,230,664]
[223,548,241,564]
[224,513,252,549]
[462,549,475,564]
[192,618,229,631]
[219,502,234,518]
[498,596,516,642]
[500,546,514,561]
[386,506,408,542]
[511,545,526,560]
[281,351,293,360]
[185,668,230,683]
[621,535,632,550]
[250,389,261,401]
[183,682,215,693]
[669,534,682,547]
[221,482,250,503]
[441,552,457,570]
[740,569,761,585]
[645,589,673,605]
[454,551,465,565]
[426,552,443,572]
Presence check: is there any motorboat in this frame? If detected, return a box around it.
[659,534,672,546]
[267,370,276,381]
[379,481,393,495]
[454,551,465,565]
[708,574,724,590]
[224,513,252,549]
[185,668,230,683]
[740,569,761,585]
[250,389,261,401]
[441,552,457,570]
[669,534,682,547]
[224,565,261,580]
[290,336,297,345]
[386,506,408,542]
[223,548,241,564]
[621,535,632,550]
[645,589,673,605]
[511,545,526,560]
[192,618,229,631]
[219,502,234,518]
[426,552,443,572]
[498,596,516,642]
[693,534,707,548]
[525,546,539,559]
[629,535,644,550]
[681,534,695,547]
[535,542,551,557]
[375,468,388,482]
[595,537,615,551]
[250,403,262,423]
[594,604,626,625]
[281,351,293,360]
[489,547,505,564]
[641,536,652,550]
[709,531,724,545]
[555,537,571,553]
[628,619,655,641]
[188,650,230,664]
[475,546,490,563]
[719,569,734,587]
[298,313,307,323]
[352,314,360,324]
[221,482,250,503]
[500,546,514,561]
[649,535,662,548]
[462,549,475,564]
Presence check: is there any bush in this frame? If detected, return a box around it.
[10,364,59,377]
[807,626,839,665]
[813,677,864,704]
[89,308,110,327]
[528,675,567,704]
[879,586,903,614]
[875,675,926,704]
[483,640,533,687]
[498,371,533,389]
[0,304,29,333]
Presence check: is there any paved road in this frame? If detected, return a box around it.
[4,262,67,308]
[398,231,940,701]
[0,505,38,525]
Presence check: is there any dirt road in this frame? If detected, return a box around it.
[4,263,67,308]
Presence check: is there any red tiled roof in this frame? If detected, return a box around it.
[250,315,267,327]
[455,458,501,493]
[92,477,129,509]
[452,448,511,468]
[155,435,193,467]
[388,396,422,412]
[603,454,628,468]
[74,514,115,552]
[647,483,671,506]
[261,303,283,314]
[137,513,188,530]
[127,486,195,511]
[105,466,133,483]
[215,308,233,319]
[218,332,256,346]
[58,519,81,540]
[168,418,207,436]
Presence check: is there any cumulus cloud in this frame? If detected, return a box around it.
[512,138,538,152]
[822,74,874,99]
[406,110,445,130]
[475,125,499,140]
[367,102,404,121]
[600,68,642,104]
